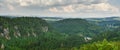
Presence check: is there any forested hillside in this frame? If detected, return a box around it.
[0,17,50,39]
[93,27,120,41]
[0,17,87,50]
[86,17,120,31]
[49,18,103,37]
[0,16,120,50]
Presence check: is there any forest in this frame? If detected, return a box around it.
[0,16,120,50]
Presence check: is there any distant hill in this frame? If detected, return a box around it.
[86,16,120,21]
[94,27,120,41]
[50,18,102,37]
[85,17,120,31]
[0,16,89,50]
[40,17,64,22]
[0,17,50,40]
[0,16,120,50]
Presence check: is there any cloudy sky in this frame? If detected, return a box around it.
[0,0,120,18]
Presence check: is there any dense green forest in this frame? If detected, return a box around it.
[49,18,103,37]
[85,17,120,31]
[0,16,120,50]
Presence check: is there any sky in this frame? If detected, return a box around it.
[0,0,120,18]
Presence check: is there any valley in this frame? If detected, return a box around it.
[0,16,120,50]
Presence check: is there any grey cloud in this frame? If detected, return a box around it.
[12,0,108,11]
[42,0,108,7]
[0,0,4,3]
[0,0,120,18]
[91,0,107,4]
[0,0,4,7]
[0,0,108,9]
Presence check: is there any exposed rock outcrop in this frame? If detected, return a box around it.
[42,26,48,32]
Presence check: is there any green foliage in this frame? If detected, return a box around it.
[93,28,120,41]
[0,16,120,50]
[50,18,102,37]
[80,39,120,50]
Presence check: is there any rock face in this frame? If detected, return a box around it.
[0,17,50,40]
[14,26,21,38]
[0,43,4,50]
[84,37,92,42]
[42,26,48,32]
[32,32,36,37]
[3,28,11,40]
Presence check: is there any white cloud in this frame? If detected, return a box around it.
[19,1,30,6]
[3,0,109,7]
[62,5,74,12]
[1,0,119,12]
[93,3,119,12]
[75,3,119,13]
[7,4,15,10]
[49,2,119,13]
[0,0,120,17]
[49,5,75,13]
[49,7,60,12]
